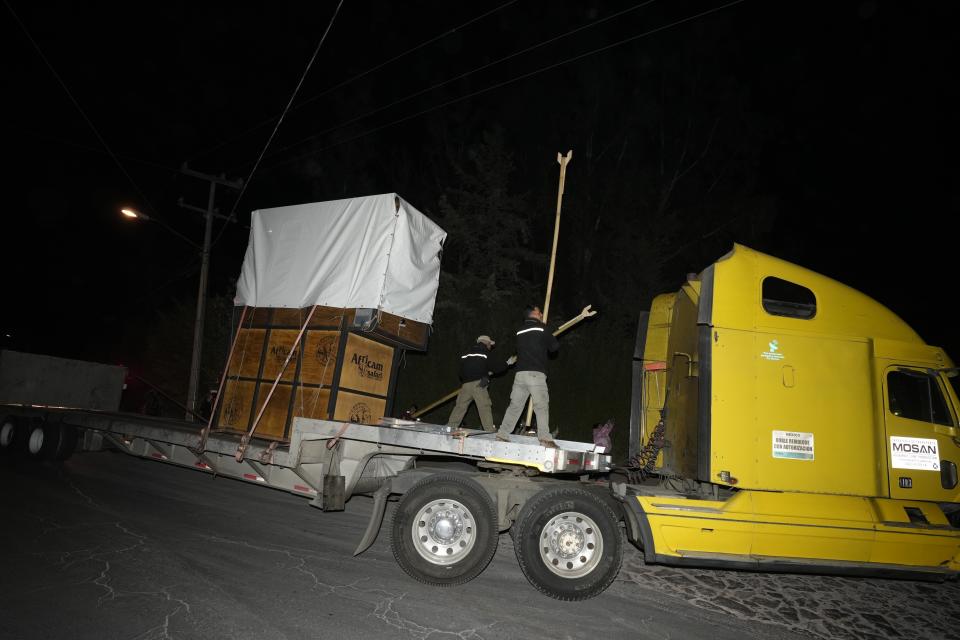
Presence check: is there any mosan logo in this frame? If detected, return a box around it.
[892,441,938,455]
[351,353,384,381]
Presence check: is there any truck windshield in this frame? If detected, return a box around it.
[947,371,960,420]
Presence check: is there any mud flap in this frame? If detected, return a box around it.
[354,480,392,556]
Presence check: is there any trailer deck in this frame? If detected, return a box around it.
[1,405,611,501]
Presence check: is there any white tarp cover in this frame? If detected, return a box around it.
[234,194,446,324]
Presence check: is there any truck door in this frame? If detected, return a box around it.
[883,366,960,502]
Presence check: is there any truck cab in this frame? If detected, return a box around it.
[625,244,960,576]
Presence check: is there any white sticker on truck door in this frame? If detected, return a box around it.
[890,437,940,470]
[772,430,814,460]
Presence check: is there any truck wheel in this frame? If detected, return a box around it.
[27,421,52,458]
[27,421,75,460]
[390,473,498,586]
[0,417,28,456]
[51,423,78,461]
[513,486,623,601]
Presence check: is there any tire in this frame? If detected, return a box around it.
[51,423,78,461]
[513,486,623,601]
[26,421,76,461]
[390,473,498,586]
[27,421,54,458]
[0,416,28,456]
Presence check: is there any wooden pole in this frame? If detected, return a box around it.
[542,150,572,322]
[523,150,572,428]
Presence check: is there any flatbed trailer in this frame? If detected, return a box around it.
[1,404,622,600]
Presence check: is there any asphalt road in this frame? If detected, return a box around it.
[0,451,956,640]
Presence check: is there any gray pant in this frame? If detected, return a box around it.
[447,380,494,431]
[497,371,551,440]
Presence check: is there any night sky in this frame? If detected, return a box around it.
[4,1,959,387]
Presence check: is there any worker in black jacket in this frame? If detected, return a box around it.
[446,335,513,431]
[496,305,559,447]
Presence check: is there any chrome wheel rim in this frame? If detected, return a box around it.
[539,511,603,579]
[411,498,477,566]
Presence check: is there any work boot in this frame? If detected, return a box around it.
[495,433,511,443]
[539,438,557,448]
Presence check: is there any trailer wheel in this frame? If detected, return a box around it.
[0,416,28,456]
[26,421,76,461]
[27,421,52,458]
[513,486,623,601]
[390,473,498,586]
[51,423,78,461]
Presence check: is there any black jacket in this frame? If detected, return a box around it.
[458,343,508,382]
[514,319,559,373]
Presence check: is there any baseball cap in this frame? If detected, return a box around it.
[476,335,495,346]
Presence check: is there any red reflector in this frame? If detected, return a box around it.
[293,484,316,493]
[568,459,579,465]
[150,452,166,460]
[243,473,256,480]
[643,361,667,371]
[195,462,210,469]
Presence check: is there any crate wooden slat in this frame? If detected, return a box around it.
[250,382,293,439]
[339,333,393,396]
[227,329,267,379]
[292,386,331,421]
[300,330,339,386]
[333,390,387,424]
[261,329,300,383]
[219,379,256,431]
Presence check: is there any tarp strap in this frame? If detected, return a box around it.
[235,305,317,462]
[198,305,249,452]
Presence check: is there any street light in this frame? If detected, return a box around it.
[121,207,148,220]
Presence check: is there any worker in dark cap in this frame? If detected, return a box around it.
[496,305,559,447]
[447,335,513,431]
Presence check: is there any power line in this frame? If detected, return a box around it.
[4,0,162,216]
[265,0,748,174]
[187,0,520,163]
[260,1,658,163]
[213,0,345,247]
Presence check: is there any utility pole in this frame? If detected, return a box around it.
[179,163,243,422]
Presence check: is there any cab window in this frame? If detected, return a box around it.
[886,370,953,426]
[762,277,816,319]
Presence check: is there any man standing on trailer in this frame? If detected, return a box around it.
[496,305,559,447]
[447,335,513,432]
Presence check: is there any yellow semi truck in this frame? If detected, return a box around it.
[2,243,957,601]
[622,243,960,578]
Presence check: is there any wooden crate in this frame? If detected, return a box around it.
[214,306,408,442]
